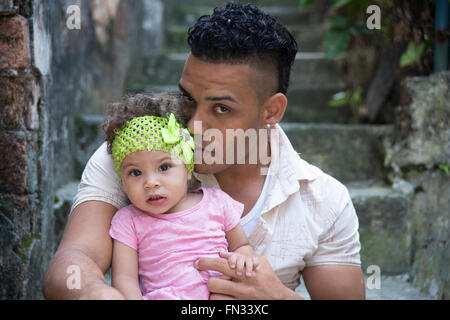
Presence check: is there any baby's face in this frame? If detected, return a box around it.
[120,150,191,214]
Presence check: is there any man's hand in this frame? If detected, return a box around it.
[219,250,258,277]
[194,255,301,300]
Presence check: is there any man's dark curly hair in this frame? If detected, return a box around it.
[187,1,298,94]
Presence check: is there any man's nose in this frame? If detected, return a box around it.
[187,108,209,136]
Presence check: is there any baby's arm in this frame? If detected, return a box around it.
[224,224,258,277]
[111,239,143,300]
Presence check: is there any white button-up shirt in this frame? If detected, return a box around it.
[72,124,361,290]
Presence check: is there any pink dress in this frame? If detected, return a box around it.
[109,187,244,300]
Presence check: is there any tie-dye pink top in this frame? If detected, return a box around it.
[109,187,244,300]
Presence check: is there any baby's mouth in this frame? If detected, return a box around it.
[147,195,166,206]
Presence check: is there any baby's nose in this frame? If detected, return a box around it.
[144,175,160,189]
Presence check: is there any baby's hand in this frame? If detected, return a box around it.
[219,250,259,277]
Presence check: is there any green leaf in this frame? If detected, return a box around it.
[323,29,351,59]
[299,0,316,10]
[349,21,370,35]
[328,91,350,107]
[326,15,349,29]
[400,42,426,67]
[439,164,450,175]
[349,87,363,106]
[331,0,352,8]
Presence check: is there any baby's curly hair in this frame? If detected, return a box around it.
[102,93,200,190]
[102,93,188,154]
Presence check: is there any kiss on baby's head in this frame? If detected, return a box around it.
[102,93,199,214]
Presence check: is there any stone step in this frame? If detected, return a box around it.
[349,184,413,275]
[165,5,319,29]
[285,87,352,123]
[295,273,434,300]
[144,52,347,90]
[167,0,302,7]
[280,123,393,183]
[166,23,327,53]
[286,23,326,52]
[290,52,347,89]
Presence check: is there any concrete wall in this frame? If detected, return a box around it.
[0,0,163,299]
[385,71,450,299]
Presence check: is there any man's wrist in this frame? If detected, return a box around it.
[280,285,304,300]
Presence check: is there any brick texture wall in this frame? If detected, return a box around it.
[0,0,163,299]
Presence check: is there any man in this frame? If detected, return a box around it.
[43,2,365,300]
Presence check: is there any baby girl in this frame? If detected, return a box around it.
[103,94,257,299]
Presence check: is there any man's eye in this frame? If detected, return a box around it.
[130,169,141,177]
[182,94,195,103]
[160,164,170,172]
[215,105,229,114]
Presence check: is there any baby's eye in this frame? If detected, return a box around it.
[160,164,170,172]
[130,169,142,177]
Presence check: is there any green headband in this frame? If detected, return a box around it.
[111,113,195,180]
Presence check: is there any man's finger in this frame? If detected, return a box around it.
[219,250,231,259]
[195,257,238,278]
[210,293,236,300]
[207,276,239,297]
[219,274,232,281]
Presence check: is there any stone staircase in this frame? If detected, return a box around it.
[64,0,434,299]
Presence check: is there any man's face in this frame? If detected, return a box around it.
[179,54,264,174]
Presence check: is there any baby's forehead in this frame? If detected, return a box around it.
[122,150,182,164]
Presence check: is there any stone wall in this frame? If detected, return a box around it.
[0,0,163,299]
[384,71,450,299]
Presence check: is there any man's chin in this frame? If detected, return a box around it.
[194,163,232,175]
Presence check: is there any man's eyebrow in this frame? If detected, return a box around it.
[205,95,237,103]
[178,83,237,103]
[178,83,192,98]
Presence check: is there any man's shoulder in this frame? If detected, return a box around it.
[294,159,351,217]
[88,141,113,164]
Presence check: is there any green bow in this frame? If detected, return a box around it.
[161,113,195,164]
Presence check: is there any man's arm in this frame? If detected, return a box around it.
[302,265,365,299]
[42,201,124,299]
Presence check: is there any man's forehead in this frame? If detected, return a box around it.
[181,60,251,94]
[183,54,252,77]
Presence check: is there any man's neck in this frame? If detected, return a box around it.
[214,162,267,192]
[216,137,272,190]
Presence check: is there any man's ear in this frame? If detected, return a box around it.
[262,93,287,125]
